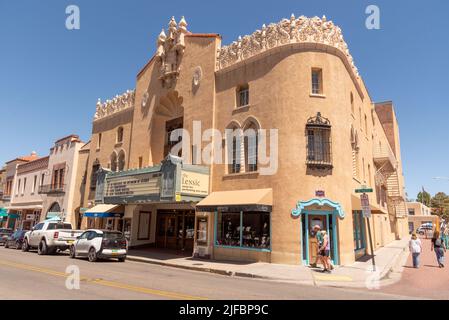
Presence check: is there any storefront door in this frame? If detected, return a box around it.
[300,210,338,265]
[156,213,177,249]
[307,215,327,266]
[156,210,195,252]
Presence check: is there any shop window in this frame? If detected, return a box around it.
[117,127,124,143]
[244,123,258,172]
[311,68,323,95]
[306,113,332,169]
[237,84,249,107]
[216,211,270,250]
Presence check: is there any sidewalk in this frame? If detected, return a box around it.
[127,238,410,289]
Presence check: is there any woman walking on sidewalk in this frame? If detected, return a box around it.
[409,233,422,268]
[431,230,447,268]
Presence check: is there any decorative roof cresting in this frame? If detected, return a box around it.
[94,89,135,121]
[217,14,359,78]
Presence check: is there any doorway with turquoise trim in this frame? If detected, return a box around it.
[292,198,345,266]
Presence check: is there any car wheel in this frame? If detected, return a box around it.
[38,240,48,255]
[22,239,30,252]
[118,257,126,262]
[15,241,21,250]
[69,246,76,259]
[88,247,97,262]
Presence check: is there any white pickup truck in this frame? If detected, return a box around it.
[22,221,84,255]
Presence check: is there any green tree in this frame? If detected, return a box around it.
[417,190,431,206]
[431,192,449,220]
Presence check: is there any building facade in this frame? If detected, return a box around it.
[39,135,86,228]
[8,155,48,230]
[406,201,439,234]
[82,15,408,266]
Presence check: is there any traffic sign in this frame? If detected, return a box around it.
[360,193,372,218]
[355,188,373,194]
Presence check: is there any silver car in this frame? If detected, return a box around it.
[69,229,127,262]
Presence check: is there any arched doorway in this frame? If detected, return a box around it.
[47,202,61,219]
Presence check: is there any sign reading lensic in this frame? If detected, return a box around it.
[180,170,209,196]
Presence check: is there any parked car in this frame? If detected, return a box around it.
[22,220,83,255]
[0,228,13,246]
[417,223,433,235]
[4,230,27,249]
[69,229,127,262]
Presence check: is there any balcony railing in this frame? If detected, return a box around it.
[38,184,66,195]
[373,142,397,173]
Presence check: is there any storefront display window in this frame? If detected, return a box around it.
[216,211,271,250]
[216,212,240,247]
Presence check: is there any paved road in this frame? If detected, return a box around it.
[381,238,449,299]
[0,246,412,300]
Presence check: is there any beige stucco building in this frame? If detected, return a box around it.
[81,15,408,266]
[406,201,439,234]
[8,154,48,230]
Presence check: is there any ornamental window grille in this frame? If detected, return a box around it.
[306,112,332,168]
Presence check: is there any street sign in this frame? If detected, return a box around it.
[355,188,373,194]
[360,193,372,218]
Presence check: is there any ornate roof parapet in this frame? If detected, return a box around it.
[217,15,359,78]
[155,16,189,88]
[94,89,135,121]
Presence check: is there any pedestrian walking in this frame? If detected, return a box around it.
[319,230,331,273]
[441,220,449,249]
[409,233,422,268]
[431,230,447,268]
[310,225,322,268]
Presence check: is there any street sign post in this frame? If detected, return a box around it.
[356,187,376,272]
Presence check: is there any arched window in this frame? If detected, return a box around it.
[118,150,125,171]
[90,159,100,191]
[244,121,259,172]
[306,112,332,168]
[226,123,242,174]
[117,127,124,143]
[351,126,360,179]
[110,152,118,172]
[350,92,354,114]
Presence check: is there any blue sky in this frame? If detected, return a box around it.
[0,0,448,198]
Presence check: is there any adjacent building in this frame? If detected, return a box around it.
[39,135,86,228]
[406,201,439,233]
[7,153,47,230]
[80,15,408,266]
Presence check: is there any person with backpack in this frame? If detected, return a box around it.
[431,230,447,268]
[409,233,422,268]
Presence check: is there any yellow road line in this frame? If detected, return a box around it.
[0,260,207,300]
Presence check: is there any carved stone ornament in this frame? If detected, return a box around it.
[217,14,359,78]
[141,91,149,108]
[193,66,202,87]
[155,16,188,88]
[94,89,135,121]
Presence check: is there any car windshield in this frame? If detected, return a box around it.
[102,232,124,240]
[47,223,72,230]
